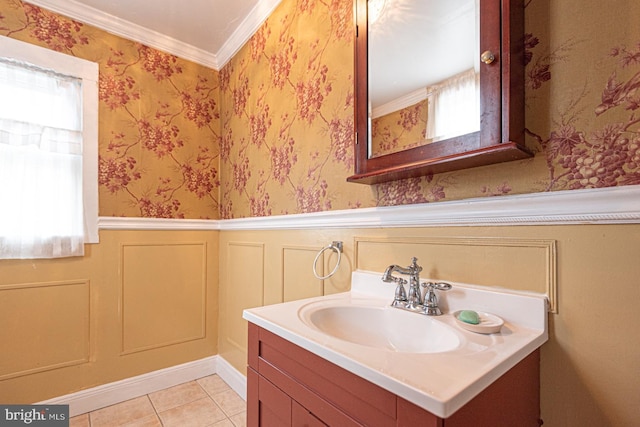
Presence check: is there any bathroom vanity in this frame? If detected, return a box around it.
[248,323,540,426]
[244,271,548,426]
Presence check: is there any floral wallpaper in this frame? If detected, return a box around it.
[523,0,640,191]
[370,99,428,158]
[2,0,639,219]
[218,0,360,217]
[219,0,640,217]
[0,0,221,219]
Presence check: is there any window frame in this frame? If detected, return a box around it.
[0,35,99,244]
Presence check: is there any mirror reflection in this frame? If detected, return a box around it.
[368,0,479,158]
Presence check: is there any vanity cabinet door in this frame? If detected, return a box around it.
[248,367,292,426]
[248,366,330,427]
[292,401,328,427]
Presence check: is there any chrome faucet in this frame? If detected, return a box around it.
[382,257,451,316]
[382,257,422,309]
[383,273,407,307]
[422,282,452,315]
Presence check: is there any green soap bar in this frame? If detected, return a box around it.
[458,310,480,325]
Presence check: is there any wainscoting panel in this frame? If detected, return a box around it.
[0,280,90,380]
[120,242,207,354]
[283,246,324,302]
[223,242,265,358]
[355,236,557,312]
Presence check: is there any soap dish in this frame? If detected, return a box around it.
[453,310,504,334]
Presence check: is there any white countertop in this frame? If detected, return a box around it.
[243,270,548,418]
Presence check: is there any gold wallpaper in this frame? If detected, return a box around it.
[2,0,640,219]
[370,99,429,158]
[219,0,640,216]
[1,0,221,219]
[218,0,360,216]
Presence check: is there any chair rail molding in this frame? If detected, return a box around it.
[98,185,640,231]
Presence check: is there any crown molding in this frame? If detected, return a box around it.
[24,0,283,70]
[24,0,219,68]
[98,185,640,231]
[372,87,428,119]
[216,0,283,68]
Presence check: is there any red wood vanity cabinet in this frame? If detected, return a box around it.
[247,322,541,426]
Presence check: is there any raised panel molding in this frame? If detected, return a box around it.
[0,280,91,380]
[355,236,558,312]
[282,246,324,302]
[224,242,265,354]
[120,242,207,355]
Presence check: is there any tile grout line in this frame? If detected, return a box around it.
[154,379,233,426]
[146,393,163,426]
[75,375,245,426]
[196,377,240,421]
[145,392,163,424]
[193,380,231,423]
[198,378,245,420]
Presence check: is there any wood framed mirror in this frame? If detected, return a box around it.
[348,0,532,185]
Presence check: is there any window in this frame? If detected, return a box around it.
[0,36,98,259]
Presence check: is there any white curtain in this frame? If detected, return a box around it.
[0,58,85,259]
[426,69,480,142]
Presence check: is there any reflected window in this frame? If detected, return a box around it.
[426,69,480,142]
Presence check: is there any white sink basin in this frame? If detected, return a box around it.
[301,304,460,353]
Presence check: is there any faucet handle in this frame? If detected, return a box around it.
[388,277,408,307]
[422,282,452,292]
[421,282,451,316]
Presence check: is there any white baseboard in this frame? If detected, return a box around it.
[37,356,218,417]
[215,356,247,401]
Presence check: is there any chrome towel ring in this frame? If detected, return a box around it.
[313,241,343,280]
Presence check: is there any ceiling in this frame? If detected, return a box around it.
[25,0,283,69]
[370,0,476,110]
[24,0,476,111]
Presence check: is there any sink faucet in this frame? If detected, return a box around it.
[382,257,422,310]
[382,257,451,315]
[381,264,408,307]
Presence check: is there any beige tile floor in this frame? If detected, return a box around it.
[69,375,246,427]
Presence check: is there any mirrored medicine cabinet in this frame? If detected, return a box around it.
[348,0,532,184]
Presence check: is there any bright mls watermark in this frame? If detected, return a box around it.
[0,406,68,426]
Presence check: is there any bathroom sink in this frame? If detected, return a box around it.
[299,304,461,353]
[245,270,549,417]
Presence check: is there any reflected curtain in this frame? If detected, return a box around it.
[426,69,480,142]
